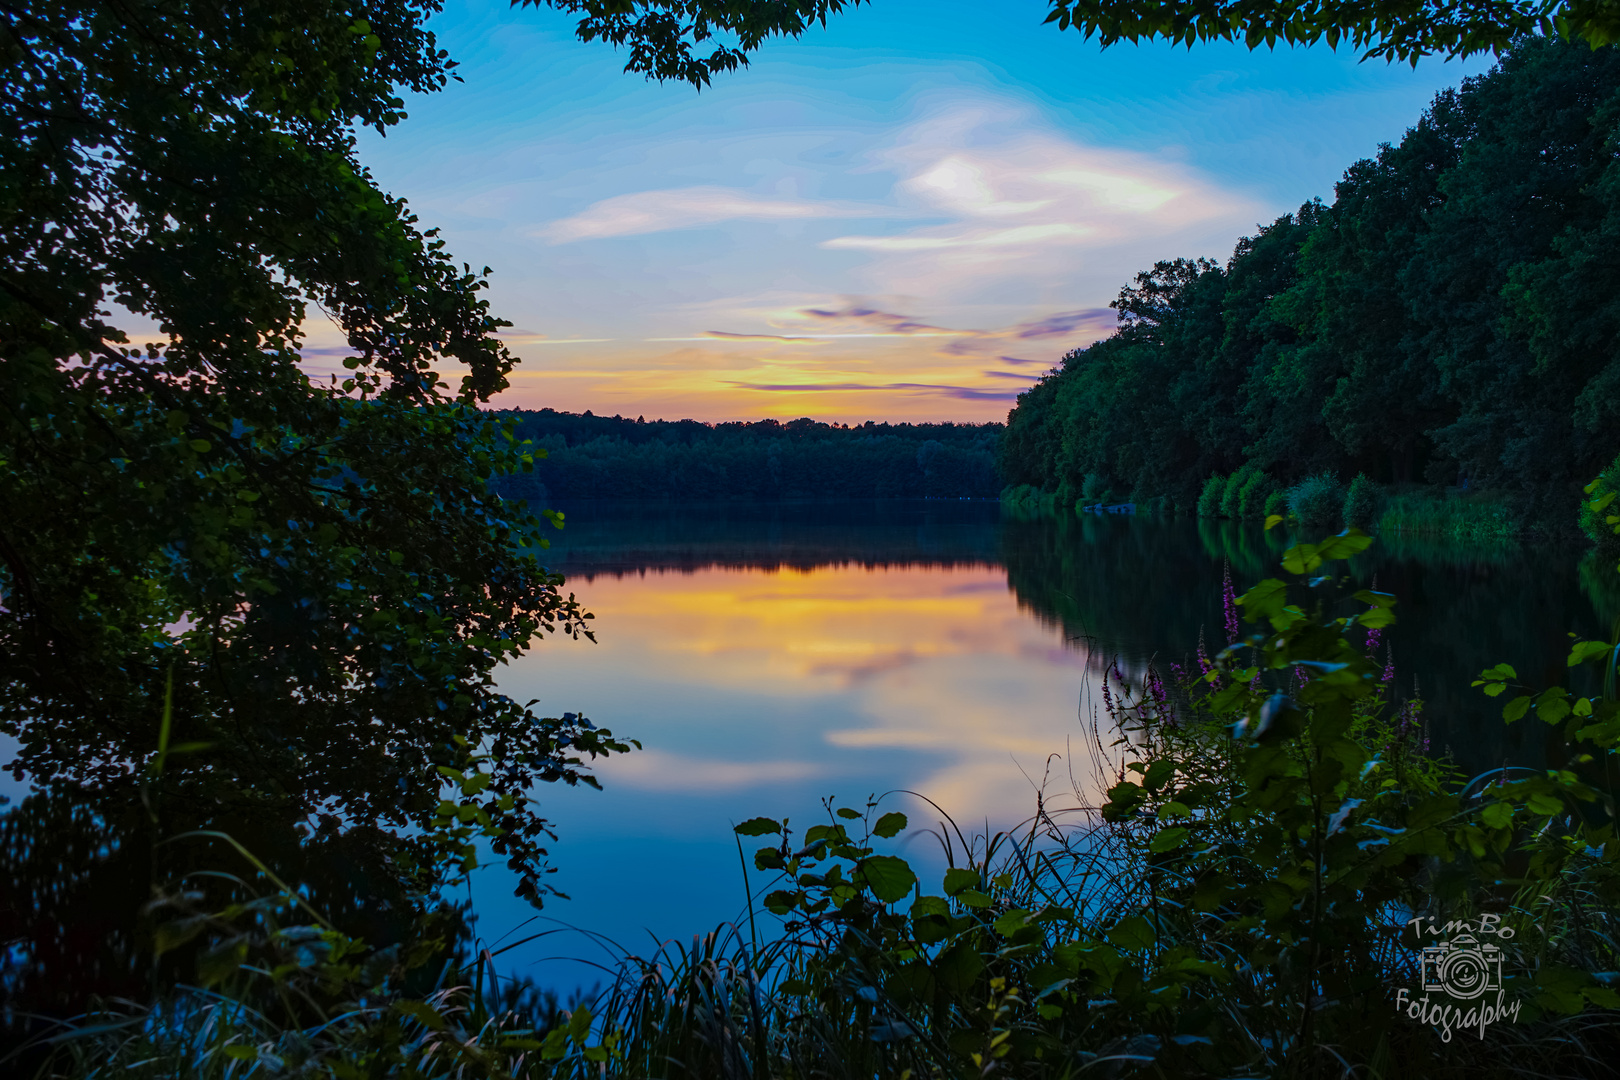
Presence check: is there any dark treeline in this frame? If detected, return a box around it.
[493,409,1002,503]
[534,498,1002,577]
[999,37,1620,521]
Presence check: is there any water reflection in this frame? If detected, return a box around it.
[486,552,1102,990]
[471,502,1612,991]
[8,499,1604,1003]
[1001,512,1609,779]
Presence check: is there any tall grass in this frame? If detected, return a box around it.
[1378,489,1522,540]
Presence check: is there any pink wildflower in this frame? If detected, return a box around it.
[1222,562,1240,644]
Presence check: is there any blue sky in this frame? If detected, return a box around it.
[341,0,1492,422]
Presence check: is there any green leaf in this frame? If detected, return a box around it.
[1142,759,1176,790]
[943,867,979,896]
[733,817,781,836]
[1504,695,1533,723]
[1106,915,1156,952]
[1148,826,1190,853]
[1282,542,1320,575]
[993,909,1032,937]
[935,941,986,993]
[568,1004,593,1042]
[836,807,861,819]
[1537,688,1571,725]
[1240,578,1289,624]
[1358,606,1396,629]
[858,855,918,903]
[1569,640,1614,666]
[1527,791,1564,817]
[1314,528,1373,562]
[873,811,908,838]
[763,889,801,915]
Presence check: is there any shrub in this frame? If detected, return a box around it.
[1220,464,1255,518]
[1581,452,1620,552]
[1343,472,1383,529]
[1288,472,1343,527]
[1238,469,1274,519]
[1263,488,1290,517]
[1197,474,1226,518]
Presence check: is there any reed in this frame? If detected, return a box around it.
[1378,489,1523,540]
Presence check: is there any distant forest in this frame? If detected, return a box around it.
[493,409,1002,503]
[999,37,1620,518]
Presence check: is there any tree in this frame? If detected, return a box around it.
[0,0,904,1033]
[1043,0,1620,63]
[524,0,869,87]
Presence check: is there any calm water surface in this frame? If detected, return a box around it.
[475,500,1614,992]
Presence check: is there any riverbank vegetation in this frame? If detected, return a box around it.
[999,37,1620,540]
[494,411,1001,503]
[21,521,1620,1078]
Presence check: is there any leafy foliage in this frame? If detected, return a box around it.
[1344,471,1384,529]
[998,39,1620,526]
[1288,472,1345,527]
[520,0,869,88]
[1581,452,1620,551]
[1,0,635,913]
[1043,0,1620,63]
[676,530,1620,1078]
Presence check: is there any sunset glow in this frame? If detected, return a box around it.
[342,1,1489,424]
[502,562,1104,826]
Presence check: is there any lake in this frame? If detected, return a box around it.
[470,499,1615,994]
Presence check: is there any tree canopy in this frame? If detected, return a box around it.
[1045,0,1620,62]
[998,36,1620,518]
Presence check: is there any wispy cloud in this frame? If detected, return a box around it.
[1013,309,1116,339]
[540,186,884,243]
[730,380,1024,402]
[602,749,823,792]
[472,97,1258,420]
[796,306,966,336]
[823,104,1255,261]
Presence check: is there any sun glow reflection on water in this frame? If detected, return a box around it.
[475,560,1109,991]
